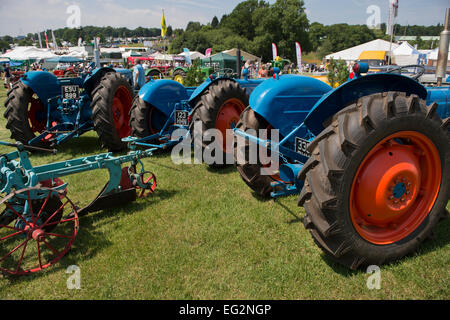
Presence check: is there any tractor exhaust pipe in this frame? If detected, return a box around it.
[436,8,450,86]
[236,46,242,79]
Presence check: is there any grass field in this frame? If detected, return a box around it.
[0,84,448,300]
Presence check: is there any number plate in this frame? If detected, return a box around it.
[61,85,80,100]
[175,110,189,126]
[295,137,311,157]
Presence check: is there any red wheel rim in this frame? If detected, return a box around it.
[28,96,46,133]
[215,98,246,154]
[0,189,79,275]
[112,85,133,138]
[350,131,442,245]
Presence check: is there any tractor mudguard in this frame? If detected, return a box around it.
[21,71,61,106]
[138,79,191,117]
[248,75,332,138]
[83,67,115,96]
[304,73,428,136]
[188,77,264,105]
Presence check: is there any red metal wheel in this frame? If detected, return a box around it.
[137,172,157,198]
[0,188,79,275]
[350,131,442,245]
[112,85,133,139]
[215,98,246,154]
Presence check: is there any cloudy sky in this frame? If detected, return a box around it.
[0,0,448,36]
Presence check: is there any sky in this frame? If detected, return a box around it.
[0,0,448,37]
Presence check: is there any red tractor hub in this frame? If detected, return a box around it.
[215,98,246,153]
[112,85,133,138]
[350,131,442,245]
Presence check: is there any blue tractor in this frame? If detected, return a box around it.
[233,62,450,269]
[4,66,134,152]
[129,69,265,166]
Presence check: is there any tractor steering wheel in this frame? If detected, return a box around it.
[384,65,426,81]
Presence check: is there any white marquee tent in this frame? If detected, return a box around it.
[392,42,421,66]
[177,51,205,60]
[0,46,58,60]
[325,39,400,64]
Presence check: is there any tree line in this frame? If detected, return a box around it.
[0,0,444,60]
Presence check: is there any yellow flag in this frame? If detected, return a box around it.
[161,10,167,38]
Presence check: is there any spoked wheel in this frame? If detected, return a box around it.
[136,172,157,198]
[92,72,134,152]
[0,188,79,275]
[4,81,49,147]
[298,92,450,270]
[235,107,293,198]
[190,79,248,168]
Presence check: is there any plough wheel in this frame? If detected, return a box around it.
[234,107,288,198]
[4,81,49,148]
[298,92,450,270]
[0,188,79,275]
[190,79,248,168]
[92,72,134,152]
[129,97,169,143]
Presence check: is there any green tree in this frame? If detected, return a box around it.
[327,58,349,88]
[184,59,205,86]
[211,16,219,28]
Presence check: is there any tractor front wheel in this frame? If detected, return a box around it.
[298,92,450,269]
[129,97,169,143]
[91,72,134,152]
[189,80,248,168]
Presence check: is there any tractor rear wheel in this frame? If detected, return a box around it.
[4,81,49,148]
[91,72,134,152]
[129,97,169,143]
[172,69,186,85]
[298,92,450,270]
[234,107,289,197]
[189,80,248,168]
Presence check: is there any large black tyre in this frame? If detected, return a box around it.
[189,79,248,168]
[234,107,288,197]
[91,72,133,152]
[147,69,162,81]
[4,81,49,148]
[298,92,450,270]
[129,96,168,142]
[172,69,186,84]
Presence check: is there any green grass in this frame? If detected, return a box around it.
[0,84,448,300]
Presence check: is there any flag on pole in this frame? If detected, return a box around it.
[295,42,302,69]
[78,37,82,47]
[37,32,42,48]
[272,43,278,61]
[205,48,212,57]
[44,31,49,49]
[184,48,192,65]
[386,0,399,36]
[51,30,57,49]
[161,10,167,38]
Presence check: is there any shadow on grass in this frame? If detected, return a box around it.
[0,188,177,286]
[320,218,450,277]
[205,164,236,175]
[275,200,303,225]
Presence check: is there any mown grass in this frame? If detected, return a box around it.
[0,84,448,300]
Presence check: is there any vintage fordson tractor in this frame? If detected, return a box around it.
[233,64,450,269]
[4,67,134,152]
[129,70,265,167]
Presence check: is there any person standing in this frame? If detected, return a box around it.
[4,64,11,89]
[133,58,145,90]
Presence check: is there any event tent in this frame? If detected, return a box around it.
[222,48,261,64]
[178,51,205,60]
[325,39,400,64]
[0,46,57,61]
[201,52,237,72]
[392,42,421,66]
